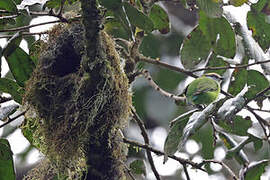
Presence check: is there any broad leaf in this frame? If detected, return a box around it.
[3,46,35,87]
[0,139,15,180]
[248,134,263,152]
[229,0,248,6]
[123,2,154,33]
[245,70,269,100]
[205,53,228,75]
[149,4,170,34]
[0,0,17,13]
[0,78,24,103]
[199,12,236,58]
[228,69,247,96]
[247,11,270,51]
[250,0,269,13]
[217,115,252,136]
[180,26,211,69]
[129,160,146,175]
[164,112,191,161]
[99,0,122,10]
[241,160,269,180]
[196,0,223,18]
[219,132,249,165]
[139,33,161,58]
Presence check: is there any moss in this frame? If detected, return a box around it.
[22,22,131,179]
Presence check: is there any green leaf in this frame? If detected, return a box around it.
[0,0,17,13]
[139,33,161,58]
[0,78,24,103]
[193,124,215,172]
[129,160,146,175]
[247,11,270,51]
[104,9,132,39]
[104,15,130,39]
[2,32,22,57]
[99,0,122,10]
[248,134,263,152]
[180,26,211,69]
[228,69,247,96]
[3,46,35,87]
[156,67,186,92]
[0,139,15,180]
[243,160,269,180]
[205,53,228,75]
[196,0,223,18]
[229,0,248,6]
[219,132,249,165]
[123,2,154,32]
[44,0,61,8]
[217,115,252,136]
[250,0,269,13]
[164,112,190,159]
[149,4,170,34]
[245,70,269,100]
[199,12,236,58]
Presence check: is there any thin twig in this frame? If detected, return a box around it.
[202,160,238,180]
[183,164,190,180]
[247,85,270,104]
[131,109,161,180]
[0,31,49,39]
[0,110,27,129]
[137,55,197,78]
[123,138,206,172]
[0,20,61,33]
[142,69,185,102]
[248,108,270,113]
[192,59,270,73]
[121,160,137,180]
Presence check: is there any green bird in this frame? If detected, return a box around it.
[185,73,223,106]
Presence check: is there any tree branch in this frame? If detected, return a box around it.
[131,109,161,180]
[123,138,206,172]
[0,20,61,33]
[0,31,49,39]
[191,59,270,73]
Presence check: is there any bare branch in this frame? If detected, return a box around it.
[192,59,270,73]
[183,164,190,180]
[123,138,206,172]
[142,69,185,102]
[121,160,137,180]
[0,20,61,33]
[0,31,49,39]
[137,55,197,78]
[131,109,161,180]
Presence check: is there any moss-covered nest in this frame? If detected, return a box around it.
[22,22,132,179]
